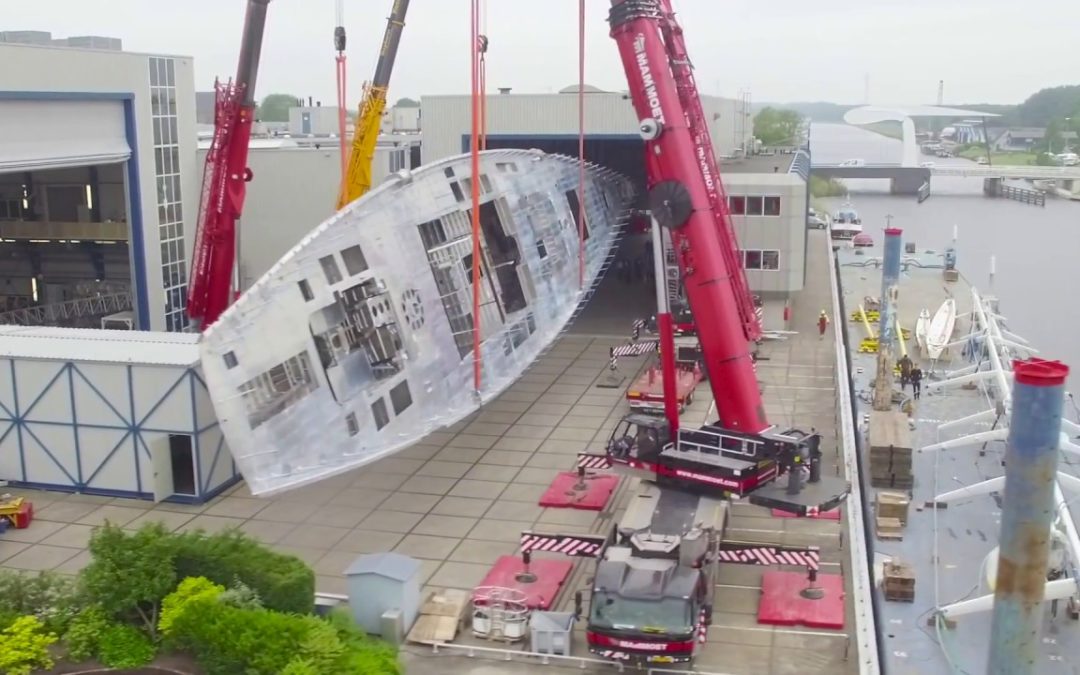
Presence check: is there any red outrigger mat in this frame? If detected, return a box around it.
[538,472,619,510]
[758,571,845,629]
[476,555,573,610]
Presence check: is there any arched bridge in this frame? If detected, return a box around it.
[810,164,931,195]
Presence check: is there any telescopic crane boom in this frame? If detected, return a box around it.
[187,0,270,329]
[336,0,411,210]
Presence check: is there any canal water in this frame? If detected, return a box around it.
[810,122,1080,393]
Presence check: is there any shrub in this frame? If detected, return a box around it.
[280,658,320,675]
[158,577,224,639]
[0,570,84,634]
[63,604,111,662]
[172,529,315,614]
[219,578,263,610]
[97,623,157,669]
[0,615,58,675]
[82,523,177,638]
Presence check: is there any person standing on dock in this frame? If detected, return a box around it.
[818,310,829,340]
[898,354,913,390]
[911,366,923,400]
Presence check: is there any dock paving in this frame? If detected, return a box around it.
[0,232,860,674]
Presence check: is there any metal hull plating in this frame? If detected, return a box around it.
[200,149,633,495]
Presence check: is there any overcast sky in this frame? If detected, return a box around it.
[7,0,1078,107]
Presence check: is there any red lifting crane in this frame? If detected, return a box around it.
[602,0,848,511]
[186,0,271,329]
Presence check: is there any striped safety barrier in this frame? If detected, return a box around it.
[611,341,658,358]
[716,544,820,570]
[577,454,613,470]
[520,531,607,558]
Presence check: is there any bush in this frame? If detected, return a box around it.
[97,623,157,669]
[0,570,84,634]
[0,615,58,675]
[63,604,111,662]
[158,577,224,639]
[172,530,315,614]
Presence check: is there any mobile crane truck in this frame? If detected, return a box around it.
[578,0,851,663]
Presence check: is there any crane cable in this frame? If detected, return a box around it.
[469,0,483,396]
[577,0,586,289]
[333,0,348,188]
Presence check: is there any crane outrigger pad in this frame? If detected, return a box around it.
[747,476,850,516]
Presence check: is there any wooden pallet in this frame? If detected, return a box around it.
[406,588,470,645]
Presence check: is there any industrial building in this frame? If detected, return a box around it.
[0,34,198,332]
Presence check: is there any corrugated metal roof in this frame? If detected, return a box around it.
[0,326,200,367]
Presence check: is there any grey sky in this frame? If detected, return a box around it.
[7,0,1077,106]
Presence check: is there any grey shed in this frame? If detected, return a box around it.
[344,552,423,636]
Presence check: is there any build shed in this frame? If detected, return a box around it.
[0,326,239,503]
[345,552,422,636]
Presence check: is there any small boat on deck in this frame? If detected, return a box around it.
[830,202,862,240]
[925,299,956,360]
[915,308,930,354]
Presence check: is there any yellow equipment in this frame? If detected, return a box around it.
[337,0,411,210]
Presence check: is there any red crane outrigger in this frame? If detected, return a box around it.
[187,0,271,329]
[601,0,848,511]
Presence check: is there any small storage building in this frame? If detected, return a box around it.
[345,552,422,637]
[0,326,239,502]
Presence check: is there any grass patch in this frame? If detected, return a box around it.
[810,175,848,198]
[956,146,1038,165]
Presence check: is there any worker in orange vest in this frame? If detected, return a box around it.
[818,310,829,340]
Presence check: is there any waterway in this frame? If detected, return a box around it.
[810,122,1080,393]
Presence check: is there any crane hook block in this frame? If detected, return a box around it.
[649,181,693,230]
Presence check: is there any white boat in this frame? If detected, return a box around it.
[830,201,862,240]
[915,309,930,354]
[199,149,634,495]
[925,299,956,360]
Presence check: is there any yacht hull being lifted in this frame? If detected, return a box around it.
[199,149,634,495]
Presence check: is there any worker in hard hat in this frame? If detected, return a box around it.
[818,310,829,340]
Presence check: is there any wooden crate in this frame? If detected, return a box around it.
[877,491,910,525]
[883,561,915,602]
[406,589,470,644]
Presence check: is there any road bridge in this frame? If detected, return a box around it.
[930,165,1080,180]
[810,164,930,195]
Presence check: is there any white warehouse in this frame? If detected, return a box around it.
[0,326,238,502]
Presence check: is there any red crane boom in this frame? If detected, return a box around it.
[608,0,766,432]
[187,0,271,329]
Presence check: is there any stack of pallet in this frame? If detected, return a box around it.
[875,490,910,541]
[868,411,913,490]
[882,560,915,602]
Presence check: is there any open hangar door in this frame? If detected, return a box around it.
[466,133,656,335]
[0,98,137,328]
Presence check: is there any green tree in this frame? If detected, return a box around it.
[394,97,420,108]
[257,93,301,122]
[82,523,177,639]
[1044,118,1065,154]
[754,107,803,146]
[0,616,57,675]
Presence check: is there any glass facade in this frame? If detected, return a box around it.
[149,56,189,332]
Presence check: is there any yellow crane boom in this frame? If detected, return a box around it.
[336,0,411,210]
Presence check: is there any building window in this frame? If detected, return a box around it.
[746,196,764,216]
[371,398,390,430]
[298,279,314,301]
[763,196,781,216]
[742,249,781,271]
[223,351,238,369]
[149,56,188,332]
[345,412,359,436]
[390,380,412,415]
[319,255,343,285]
[340,245,369,276]
[728,196,746,215]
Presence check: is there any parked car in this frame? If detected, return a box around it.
[807,214,828,229]
[852,232,874,248]
[839,158,866,167]
[976,157,989,165]
[920,161,935,168]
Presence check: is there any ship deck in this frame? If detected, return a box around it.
[837,242,1080,674]
[0,231,863,674]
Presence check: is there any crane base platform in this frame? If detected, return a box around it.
[477,555,572,610]
[538,472,619,510]
[771,507,842,521]
[748,476,850,516]
[758,571,845,629]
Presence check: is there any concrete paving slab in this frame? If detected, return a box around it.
[129,509,195,532]
[525,452,574,469]
[483,499,541,523]
[179,514,246,534]
[40,523,96,549]
[464,464,520,482]
[395,534,459,560]
[35,501,100,523]
[448,539,518,564]
[349,471,410,490]
[314,573,349,596]
[546,426,596,441]
[498,483,547,503]
[304,505,370,529]
[479,449,532,466]
[274,545,327,567]
[537,439,589,455]
[370,457,427,475]
[416,460,473,479]
[500,424,551,439]
[475,408,529,422]
[359,510,424,533]
[446,434,498,450]
[336,529,404,554]
[4,519,66,544]
[514,467,562,485]
[431,496,492,518]
[0,541,30,563]
[3,544,79,571]
[281,524,351,549]
[313,550,360,577]
[394,444,442,462]
[467,519,532,543]
[428,561,490,590]
[330,488,396,508]
[412,514,479,539]
[202,497,269,520]
[236,518,296,544]
[74,505,152,528]
[53,549,92,575]
[447,480,507,500]
[432,446,487,463]
[378,492,441,514]
[463,422,512,436]
[489,436,543,452]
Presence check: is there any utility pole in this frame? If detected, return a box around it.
[873,223,902,410]
[936,80,944,106]
[863,73,870,105]
[987,358,1070,675]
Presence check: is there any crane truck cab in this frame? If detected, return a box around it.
[586,484,725,664]
[606,414,849,516]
